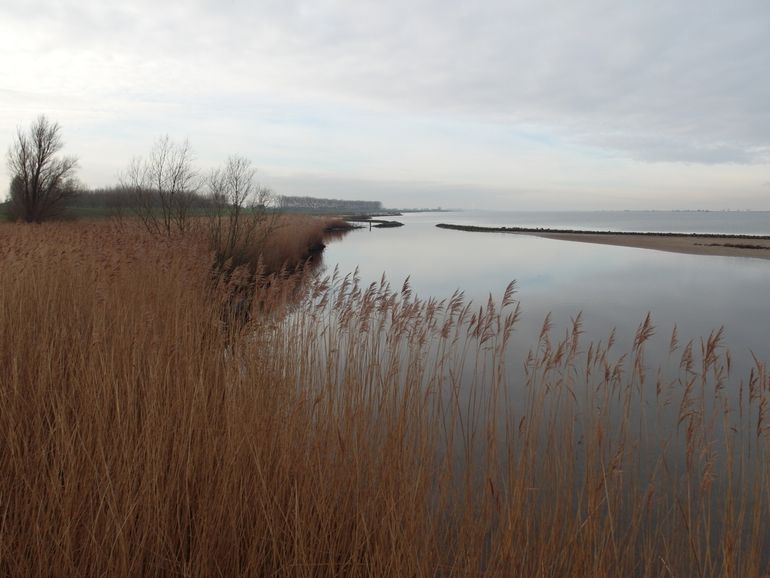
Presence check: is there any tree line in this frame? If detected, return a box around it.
[5,115,383,226]
[4,117,270,230]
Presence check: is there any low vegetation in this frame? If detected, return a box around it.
[1,218,769,576]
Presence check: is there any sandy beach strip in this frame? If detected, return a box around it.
[435,223,770,260]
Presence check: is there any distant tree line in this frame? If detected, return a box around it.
[279,196,382,212]
[67,187,213,210]
[67,191,381,216]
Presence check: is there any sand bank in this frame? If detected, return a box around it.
[436,223,770,260]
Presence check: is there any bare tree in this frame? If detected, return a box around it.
[6,115,79,222]
[207,155,274,269]
[119,136,199,236]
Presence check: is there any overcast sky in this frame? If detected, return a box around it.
[2,0,769,209]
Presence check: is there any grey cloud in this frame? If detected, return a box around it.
[4,0,770,165]
[586,134,768,165]
[275,1,755,166]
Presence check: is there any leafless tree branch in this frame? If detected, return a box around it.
[6,115,79,222]
[118,136,200,236]
[207,155,276,269]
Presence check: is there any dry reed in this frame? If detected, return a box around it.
[0,220,768,576]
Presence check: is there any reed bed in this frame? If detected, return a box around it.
[0,220,769,576]
[206,214,335,274]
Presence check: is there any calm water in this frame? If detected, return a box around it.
[319,210,770,544]
[322,211,770,373]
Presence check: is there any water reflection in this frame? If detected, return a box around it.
[320,211,770,376]
[304,211,770,563]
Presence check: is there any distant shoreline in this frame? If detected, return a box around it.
[436,223,770,260]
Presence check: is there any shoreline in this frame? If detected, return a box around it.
[436,223,770,260]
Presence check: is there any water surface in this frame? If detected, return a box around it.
[322,211,770,372]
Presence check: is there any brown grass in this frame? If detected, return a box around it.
[0,220,769,576]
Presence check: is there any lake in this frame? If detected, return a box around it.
[312,209,770,552]
[322,210,770,375]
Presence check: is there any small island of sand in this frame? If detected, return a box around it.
[436,223,770,260]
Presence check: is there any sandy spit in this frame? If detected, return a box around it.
[435,224,770,260]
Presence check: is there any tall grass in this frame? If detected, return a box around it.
[1,220,769,576]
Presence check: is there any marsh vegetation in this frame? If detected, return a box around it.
[1,216,769,576]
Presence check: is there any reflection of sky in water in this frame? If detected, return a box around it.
[322,212,770,375]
